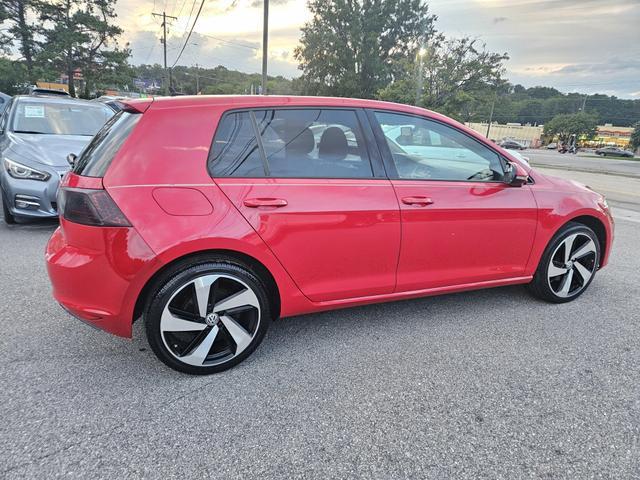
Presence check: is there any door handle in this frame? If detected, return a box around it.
[401,196,434,206]
[243,197,288,208]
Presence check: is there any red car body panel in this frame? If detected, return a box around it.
[215,177,401,301]
[45,95,614,339]
[391,180,538,291]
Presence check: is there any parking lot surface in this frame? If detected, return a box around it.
[1,183,639,478]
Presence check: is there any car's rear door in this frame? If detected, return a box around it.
[209,107,401,302]
[370,109,538,292]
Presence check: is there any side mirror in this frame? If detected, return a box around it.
[66,153,77,168]
[504,161,528,187]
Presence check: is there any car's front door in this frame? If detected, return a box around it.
[370,110,538,292]
[210,107,401,302]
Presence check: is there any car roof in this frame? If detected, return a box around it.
[125,94,447,119]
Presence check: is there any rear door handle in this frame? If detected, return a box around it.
[401,196,434,206]
[243,197,288,208]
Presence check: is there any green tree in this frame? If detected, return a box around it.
[0,56,28,93]
[294,0,437,98]
[378,37,509,121]
[630,122,640,151]
[543,112,598,143]
[0,0,41,82]
[38,0,124,97]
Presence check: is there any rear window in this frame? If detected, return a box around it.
[73,111,141,177]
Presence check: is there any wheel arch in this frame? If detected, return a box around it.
[132,249,282,325]
[565,214,607,266]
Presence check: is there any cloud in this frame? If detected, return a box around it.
[429,0,640,97]
[118,0,640,97]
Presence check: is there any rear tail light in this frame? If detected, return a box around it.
[58,188,131,227]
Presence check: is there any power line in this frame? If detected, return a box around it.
[171,0,205,68]
[196,32,258,51]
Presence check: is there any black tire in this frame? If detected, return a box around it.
[528,222,600,303]
[1,191,16,225]
[144,257,272,374]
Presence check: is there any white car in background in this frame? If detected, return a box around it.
[505,148,530,167]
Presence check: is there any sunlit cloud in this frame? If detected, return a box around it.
[117,0,640,98]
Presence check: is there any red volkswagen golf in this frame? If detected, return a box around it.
[46,96,613,374]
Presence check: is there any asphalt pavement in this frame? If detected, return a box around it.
[526,150,639,178]
[1,171,640,478]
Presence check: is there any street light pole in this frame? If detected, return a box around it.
[486,93,496,139]
[261,0,269,95]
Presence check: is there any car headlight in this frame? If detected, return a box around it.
[3,158,51,181]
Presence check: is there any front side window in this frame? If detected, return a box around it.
[209,108,374,179]
[12,101,113,136]
[375,111,506,182]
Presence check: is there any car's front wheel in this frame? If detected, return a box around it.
[145,259,271,374]
[528,222,600,303]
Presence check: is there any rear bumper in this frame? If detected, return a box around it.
[45,220,159,337]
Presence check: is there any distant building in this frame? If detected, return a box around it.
[466,122,543,148]
[466,122,633,148]
[585,124,633,148]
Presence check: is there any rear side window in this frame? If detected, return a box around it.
[208,108,373,179]
[73,111,141,177]
[209,111,265,177]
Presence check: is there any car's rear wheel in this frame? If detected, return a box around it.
[1,192,16,225]
[528,223,600,303]
[145,260,271,374]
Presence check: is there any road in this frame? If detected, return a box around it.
[1,170,639,478]
[526,149,639,178]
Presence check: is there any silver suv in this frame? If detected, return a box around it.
[0,95,113,223]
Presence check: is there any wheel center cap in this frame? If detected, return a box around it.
[205,313,219,326]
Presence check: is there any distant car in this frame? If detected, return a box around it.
[546,143,557,149]
[595,146,634,158]
[500,139,526,150]
[93,96,125,113]
[0,95,114,223]
[505,149,530,167]
[29,87,70,97]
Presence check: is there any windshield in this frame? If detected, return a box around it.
[11,101,113,136]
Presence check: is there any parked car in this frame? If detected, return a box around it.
[0,95,114,223]
[546,142,557,149]
[0,92,11,114]
[28,87,70,97]
[505,149,530,167]
[595,146,634,158]
[499,139,526,150]
[46,96,614,374]
[93,95,126,113]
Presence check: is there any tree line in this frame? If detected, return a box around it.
[1,0,638,130]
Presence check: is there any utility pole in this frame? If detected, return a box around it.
[152,11,177,96]
[261,0,269,95]
[195,63,199,94]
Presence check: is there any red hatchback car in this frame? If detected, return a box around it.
[46,96,613,374]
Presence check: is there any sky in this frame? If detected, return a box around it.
[119,0,640,98]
